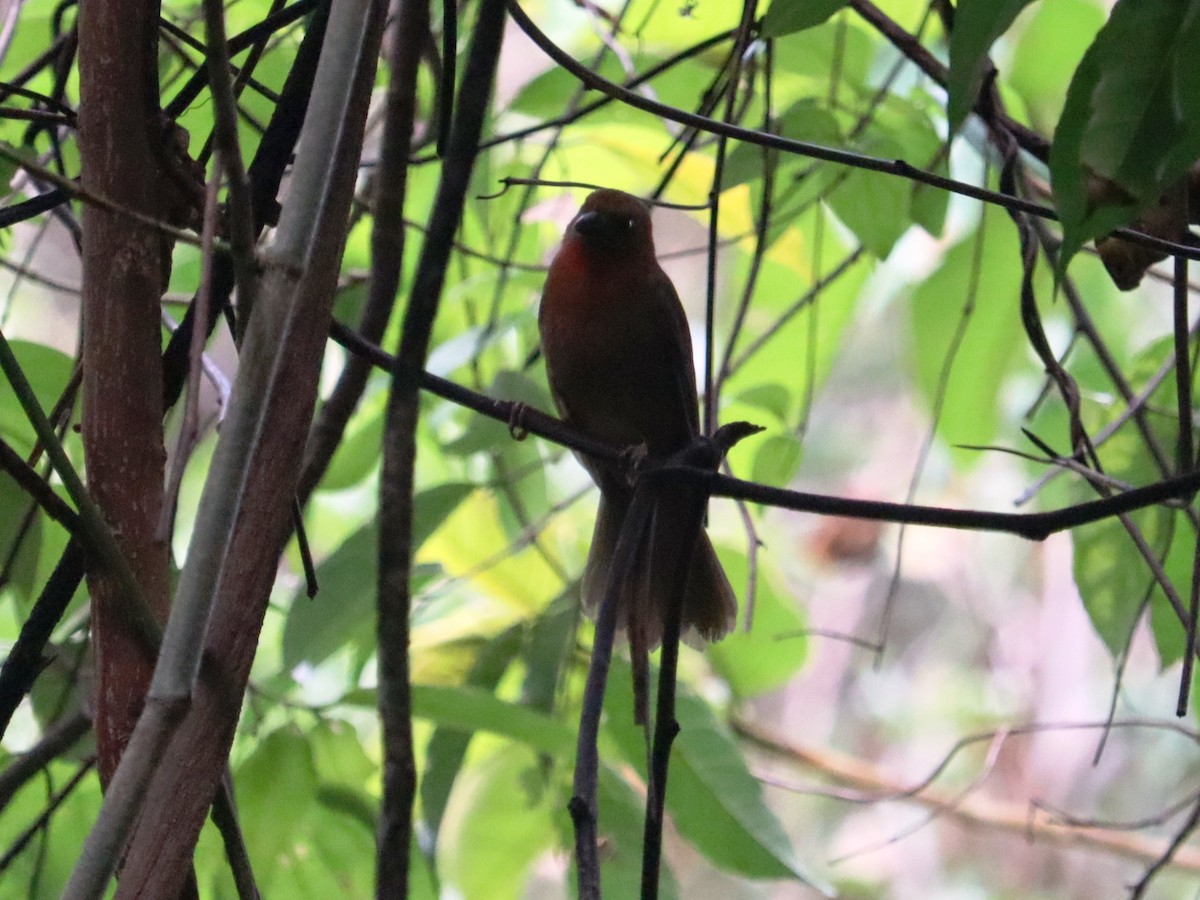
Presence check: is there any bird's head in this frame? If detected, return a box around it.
[567,189,656,258]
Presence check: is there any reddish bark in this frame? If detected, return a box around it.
[113,6,390,892]
[76,1,182,783]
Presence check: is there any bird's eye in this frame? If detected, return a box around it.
[624,218,635,231]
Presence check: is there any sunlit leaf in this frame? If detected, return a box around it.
[420,628,524,846]
[1010,0,1104,130]
[908,205,1029,465]
[437,744,556,899]
[750,431,803,486]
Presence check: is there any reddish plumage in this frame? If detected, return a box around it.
[539,189,737,646]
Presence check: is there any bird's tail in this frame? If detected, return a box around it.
[581,490,737,648]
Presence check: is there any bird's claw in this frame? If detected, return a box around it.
[621,442,649,486]
[507,402,530,441]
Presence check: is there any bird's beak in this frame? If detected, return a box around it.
[573,210,605,238]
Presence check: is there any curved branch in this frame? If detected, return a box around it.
[504,0,1199,262]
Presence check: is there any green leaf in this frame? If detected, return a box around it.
[421,628,524,846]
[444,370,553,457]
[1072,337,1183,659]
[670,692,829,890]
[236,729,318,890]
[1010,0,1105,130]
[604,659,832,893]
[511,54,632,121]
[1148,513,1190,668]
[0,755,102,896]
[1073,507,1170,655]
[708,546,807,698]
[908,205,1028,465]
[309,719,376,795]
[411,684,575,756]
[761,0,849,38]
[734,383,793,424]
[318,390,385,492]
[283,523,375,669]
[0,340,73,455]
[282,484,473,668]
[946,0,1039,134]
[437,744,556,900]
[824,123,912,257]
[519,592,579,713]
[591,764,680,898]
[723,99,841,191]
[772,17,873,86]
[750,432,803,486]
[0,472,43,601]
[1050,0,1200,274]
[0,143,21,193]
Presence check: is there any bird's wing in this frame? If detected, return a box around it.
[649,271,702,438]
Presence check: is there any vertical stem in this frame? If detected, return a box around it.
[298,0,422,504]
[1176,253,1193,474]
[570,487,655,900]
[640,474,707,900]
[376,1,506,895]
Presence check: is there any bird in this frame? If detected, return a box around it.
[538,188,737,649]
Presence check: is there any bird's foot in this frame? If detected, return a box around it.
[621,442,649,486]
[507,402,530,441]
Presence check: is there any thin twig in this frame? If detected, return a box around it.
[201,0,260,333]
[0,435,79,535]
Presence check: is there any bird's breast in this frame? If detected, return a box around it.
[540,245,695,455]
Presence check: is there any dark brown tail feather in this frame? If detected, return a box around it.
[581,490,736,648]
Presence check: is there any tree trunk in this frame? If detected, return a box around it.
[77,0,180,784]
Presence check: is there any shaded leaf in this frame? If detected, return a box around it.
[283,484,473,668]
[761,0,849,38]
[411,684,574,756]
[1050,0,1200,274]
[0,340,73,455]
[0,471,43,601]
[1074,337,1182,659]
[236,729,318,890]
[318,390,385,491]
[725,100,841,191]
[604,659,832,892]
[708,545,807,698]
[946,0,1038,134]
[519,591,579,713]
[591,764,680,899]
